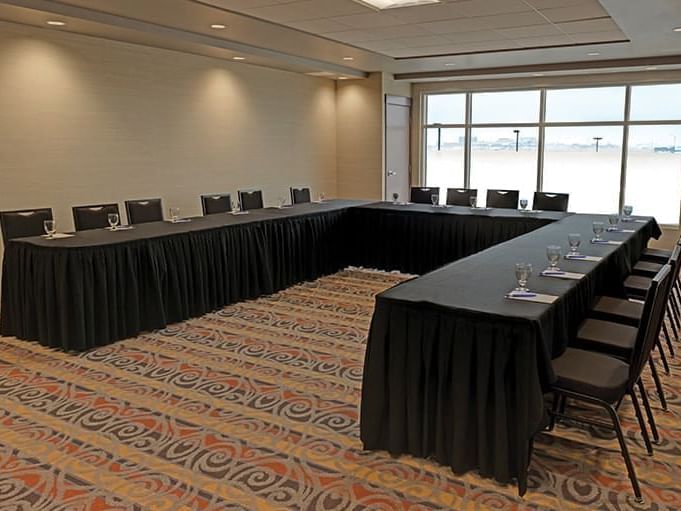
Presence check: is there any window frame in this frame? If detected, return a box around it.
[420,83,681,226]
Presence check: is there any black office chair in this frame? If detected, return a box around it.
[446,188,478,207]
[238,190,264,211]
[533,192,569,212]
[546,264,672,502]
[410,187,439,205]
[125,198,163,225]
[0,208,54,245]
[291,187,311,205]
[72,203,120,231]
[486,189,519,209]
[201,194,232,215]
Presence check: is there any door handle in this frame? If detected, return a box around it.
[388,171,397,176]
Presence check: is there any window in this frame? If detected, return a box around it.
[422,83,681,225]
[543,126,623,214]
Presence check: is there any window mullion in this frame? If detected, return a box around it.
[619,86,632,213]
[464,92,472,188]
[537,89,546,193]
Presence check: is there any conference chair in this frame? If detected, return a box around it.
[238,189,264,211]
[446,188,478,207]
[545,264,672,502]
[201,194,232,215]
[72,203,120,231]
[410,187,439,205]
[291,187,311,205]
[0,208,53,245]
[486,189,519,209]
[125,198,164,225]
[533,192,569,212]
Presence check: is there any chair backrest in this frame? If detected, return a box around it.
[629,264,673,385]
[72,203,120,231]
[446,188,478,207]
[410,187,439,204]
[125,198,163,225]
[201,194,232,215]
[533,192,569,212]
[0,208,54,245]
[290,187,311,205]
[486,189,519,209]
[238,189,264,211]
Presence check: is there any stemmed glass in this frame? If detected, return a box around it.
[520,198,529,211]
[392,192,399,204]
[108,213,119,231]
[514,263,532,292]
[43,220,56,239]
[231,200,239,213]
[319,192,326,202]
[546,245,561,271]
[431,194,439,207]
[592,221,605,241]
[169,208,180,223]
[469,196,477,208]
[568,233,581,255]
[278,196,286,209]
[608,214,619,231]
[622,204,633,221]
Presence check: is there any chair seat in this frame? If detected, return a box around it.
[590,296,643,327]
[624,274,652,298]
[633,260,664,277]
[552,348,630,403]
[641,248,671,263]
[574,318,637,359]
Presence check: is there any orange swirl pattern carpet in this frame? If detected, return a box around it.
[0,268,680,510]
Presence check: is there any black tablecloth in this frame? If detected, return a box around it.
[349,203,567,275]
[0,200,366,350]
[360,214,661,492]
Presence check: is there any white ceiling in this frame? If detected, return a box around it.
[0,0,680,80]
[205,0,626,59]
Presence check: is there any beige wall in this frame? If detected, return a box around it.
[336,72,384,200]
[0,21,337,257]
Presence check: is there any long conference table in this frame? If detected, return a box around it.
[0,199,661,493]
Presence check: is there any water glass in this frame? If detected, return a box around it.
[514,263,532,292]
[278,196,286,208]
[546,245,561,270]
[392,192,399,203]
[622,204,633,219]
[519,198,528,211]
[568,233,581,254]
[107,213,119,230]
[469,196,477,208]
[319,192,326,202]
[592,221,605,240]
[169,207,180,222]
[608,215,619,226]
[44,220,56,239]
[431,194,439,206]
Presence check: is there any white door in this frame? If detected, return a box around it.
[385,95,411,202]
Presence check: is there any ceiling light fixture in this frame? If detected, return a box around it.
[533,73,544,76]
[646,66,658,70]
[586,52,601,56]
[210,24,227,29]
[343,56,355,61]
[444,63,456,67]
[338,76,349,80]
[232,56,245,60]
[46,20,66,26]
[353,0,440,10]
[673,27,681,32]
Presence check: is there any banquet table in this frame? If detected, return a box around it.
[359,212,661,493]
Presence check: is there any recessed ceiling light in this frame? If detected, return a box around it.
[444,63,456,67]
[586,52,601,56]
[533,73,544,76]
[646,66,658,70]
[210,24,227,29]
[232,56,245,61]
[673,27,681,32]
[46,20,66,26]
[353,0,440,10]
[338,76,349,80]
[342,56,355,61]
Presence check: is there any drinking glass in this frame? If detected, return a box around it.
[469,196,477,208]
[622,204,633,220]
[520,198,528,211]
[608,215,619,226]
[514,263,532,292]
[107,213,119,230]
[278,196,285,209]
[319,192,326,202]
[392,192,399,203]
[44,220,56,239]
[592,221,605,241]
[169,208,180,222]
[431,194,439,206]
[231,200,238,213]
[568,233,581,254]
[546,245,561,270]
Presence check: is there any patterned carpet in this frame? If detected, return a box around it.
[0,268,680,510]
